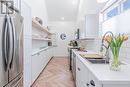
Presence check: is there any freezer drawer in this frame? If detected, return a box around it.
[15,78,23,87]
[4,74,23,87]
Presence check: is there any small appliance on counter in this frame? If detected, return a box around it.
[68,40,78,47]
[48,41,52,46]
[34,17,43,25]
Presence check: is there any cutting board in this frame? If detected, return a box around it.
[80,54,102,59]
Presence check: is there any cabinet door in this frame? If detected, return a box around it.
[85,14,98,38]
[31,53,41,83]
[89,72,102,87]
[76,57,89,87]
[40,50,47,68]
[39,51,45,72]
[48,49,52,60]
[46,49,50,62]
[50,48,53,58]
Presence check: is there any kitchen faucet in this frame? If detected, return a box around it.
[100,31,114,62]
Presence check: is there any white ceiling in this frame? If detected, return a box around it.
[45,0,79,22]
[45,0,105,22]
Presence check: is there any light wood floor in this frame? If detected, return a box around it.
[32,57,75,87]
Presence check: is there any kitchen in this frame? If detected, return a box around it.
[0,0,130,87]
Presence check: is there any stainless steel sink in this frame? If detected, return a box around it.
[86,59,109,64]
[86,59,127,65]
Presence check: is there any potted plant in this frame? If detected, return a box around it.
[104,34,128,71]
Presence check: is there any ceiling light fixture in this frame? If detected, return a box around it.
[97,0,108,3]
[72,0,77,5]
[61,17,65,20]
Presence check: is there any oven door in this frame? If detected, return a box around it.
[72,52,76,81]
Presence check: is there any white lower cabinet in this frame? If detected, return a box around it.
[32,53,41,83]
[76,56,130,87]
[45,49,51,63]
[88,72,102,87]
[40,50,47,71]
[76,57,89,87]
[76,57,101,87]
[49,48,53,58]
[31,48,53,84]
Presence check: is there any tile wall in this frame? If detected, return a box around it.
[79,35,130,64]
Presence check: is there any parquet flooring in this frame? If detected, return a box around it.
[32,57,75,87]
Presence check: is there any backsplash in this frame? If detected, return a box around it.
[120,35,130,64]
[78,38,101,53]
[79,35,130,64]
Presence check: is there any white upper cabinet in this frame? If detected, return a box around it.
[85,14,99,39]
[78,14,99,40]
[77,19,86,39]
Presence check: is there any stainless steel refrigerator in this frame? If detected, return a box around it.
[0,12,23,87]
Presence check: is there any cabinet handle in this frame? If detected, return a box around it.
[78,67,81,71]
[37,53,40,55]
[90,80,95,86]
[86,83,89,86]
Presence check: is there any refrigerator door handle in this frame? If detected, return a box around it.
[2,15,8,71]
[6,15,14,69]
[9,16,15,69]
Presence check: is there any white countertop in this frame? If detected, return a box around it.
[32,46,53,56]
[73,49,130,84]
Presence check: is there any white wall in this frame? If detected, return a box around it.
[24,0,48,26]
[77,0,105,22]
[48,21,77,57]
[101,9,130,64]
[21,1,32,87]
[79,9,130,64]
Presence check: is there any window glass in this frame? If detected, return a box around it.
[107,7,118,19]
[123,0,130,11]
